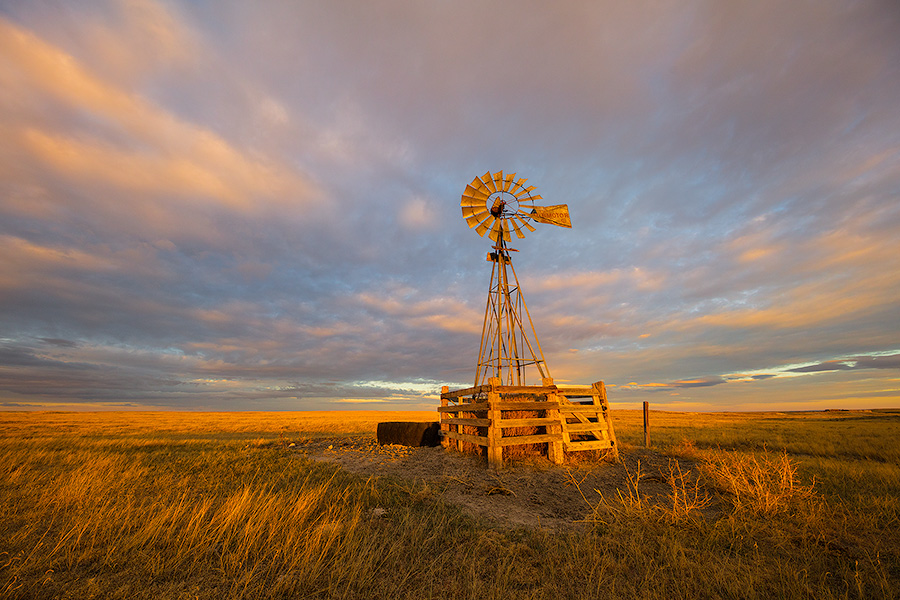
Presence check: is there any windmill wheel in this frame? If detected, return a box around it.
[460,171,540,242]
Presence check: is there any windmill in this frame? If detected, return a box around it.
[439,171,616,468]
[460,171,571,387]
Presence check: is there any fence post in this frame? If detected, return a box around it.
[543,377,564,464]
[440,386,449,449]
[487,377,503,468]
[643,401,650,447]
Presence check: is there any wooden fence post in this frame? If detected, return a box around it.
[543,377,564,465]
[440,386,449,448]
[643,401,650,447]
[487,377,503,468]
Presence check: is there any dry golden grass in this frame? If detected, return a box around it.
[1,409,898,599]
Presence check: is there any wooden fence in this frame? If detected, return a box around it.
[439,377,618,468]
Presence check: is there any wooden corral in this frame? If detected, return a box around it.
[439,377,618,468]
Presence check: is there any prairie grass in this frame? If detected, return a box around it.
[1,409,898,599]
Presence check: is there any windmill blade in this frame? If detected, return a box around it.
[466,212,488,228]
[472,177,491,195]
[492,170,505,192]
[464,208,489,228]
[482,171,497,193]
[478,172,494,193]
[501,220,512,242]
[488,219,504,242]
[514,214,536,232]
[466,177,491,197]
[464,184,489,200]
[464,207,489,223]
[509,177,528,196]
[510,218,526,239]
[475,215,495,237]
[514,185,536,199]
[461,194,488,208]
[531,204,572,228]
[462,205,488,219]
[475,211,494,227]
[502,173,514,192]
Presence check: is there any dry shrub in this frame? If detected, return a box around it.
[668,441,820,515]
[579,449,819,527]
[575,459,710,525]
[663,459,711,522]
[700,448,818,515]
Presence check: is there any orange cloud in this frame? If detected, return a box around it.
[0,17,319,214]
[355,291,482,334]
[0,235,167,291]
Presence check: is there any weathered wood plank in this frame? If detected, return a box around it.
[440,385,490,399]
[566,408,603,438]
[493,385,556,395]
[564,439,615,451]
[498,417,556,428]
[559,404,608,413]
[443,417,491,427]
[555,387,597,396]
[565,421,609,433]
[438,402,489,413]
[498,433,563,446]
[444,431,489,446]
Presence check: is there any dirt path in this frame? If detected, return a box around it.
[297,436,696,531]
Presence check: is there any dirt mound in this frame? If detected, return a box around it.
[299,436,695,531]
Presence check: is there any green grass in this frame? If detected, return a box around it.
[1,409,898,599]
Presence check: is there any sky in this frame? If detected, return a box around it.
[1,0,899,412]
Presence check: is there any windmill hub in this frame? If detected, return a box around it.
[489,192,519,218]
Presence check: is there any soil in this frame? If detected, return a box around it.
[296,436,700,531]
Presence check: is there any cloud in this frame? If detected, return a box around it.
[0,1,898,410]
[39,338,79,348]
[334,398,387,404]
[621,376,728,392]
[0,16,322,240]
[789,354,900,373]
[399,196,436,230]
[789,361,856,374]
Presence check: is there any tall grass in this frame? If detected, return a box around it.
[1,410,898,599]
[0,435,461,598]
